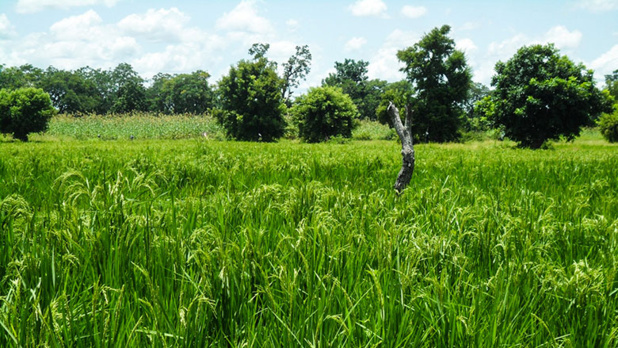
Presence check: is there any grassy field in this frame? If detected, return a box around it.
[0,118,617,346]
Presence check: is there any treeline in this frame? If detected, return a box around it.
[0,63,214,115]
[1,24,617,147]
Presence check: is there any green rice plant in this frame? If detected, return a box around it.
[0,131,616,346]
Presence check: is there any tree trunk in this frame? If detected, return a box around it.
[387,102,415,193]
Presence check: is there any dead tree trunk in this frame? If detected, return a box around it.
[387,102,415,193]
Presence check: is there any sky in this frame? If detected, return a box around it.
[0,0,617,92]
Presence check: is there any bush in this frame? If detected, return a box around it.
[0,88,56,141]
[291,86,358,143]
[216,58,286,142]
[597,110,618,143]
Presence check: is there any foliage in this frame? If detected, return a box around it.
[597,109,618,142]
[291,86,358,143]
[47,112,224,140]
[397,25,472,142]
[148,71,214,114]
[0,87,56,141]
[39,67,100,114]
[605,69,618,101]
[486,44,613,148]
[376,80,414,126]
[216,57,286,142]
[281,45,312,104]
[0,136,616,346]
[323,59,386,120]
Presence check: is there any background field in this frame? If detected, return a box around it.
[0,118,617,346]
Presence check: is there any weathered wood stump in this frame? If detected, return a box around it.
[387,101,415,193]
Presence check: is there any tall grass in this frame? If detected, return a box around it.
[0,134,617,346]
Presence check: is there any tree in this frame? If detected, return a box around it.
[40,67,100,114]
[291,86,358,143]
[397,25,472,142]
[387,102,415,193]
[597,110,618,143]
[0,88,56,141]
[110,63,147,113]
[323,59,386,120]
[605,70,618,102]
[376,80,414,126]
[487,44,612,148]
[148,71,214,114]
[281,45,312,105]
[216,57,286,142]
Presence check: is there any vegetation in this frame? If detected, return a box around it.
[323,59,386,121]
[215,57,286,142]
[291,86,358,143]
[397,25,472,143]
[484,44,612,149]
[597,109,618,143]
[0,129,616,346]
[0,87,56,141]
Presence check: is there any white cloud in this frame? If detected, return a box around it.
[344,37,367,52]
[590,45,618,77]
[576,0,618,12]
[401,5,427,19]
[118,8,190,43]
[50,9,103,41]
[216,0,274,36]
[286,19,299,32]
[349,0,388,17]
[16,0,119,14]
[456,38,477,53]
[367,29,418,81]
[544,25,582,50]
[0,14,16,39]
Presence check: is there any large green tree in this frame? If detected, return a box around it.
[487,44,612,148]
[40,67,100,114]
[397,25,472,142]
[216,56,286,142]
[0,87,56,141]
[605,69,618,102]
[148,71,214,114]
[323,59,386,121]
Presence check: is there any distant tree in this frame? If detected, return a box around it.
[248,43,270,60]
[397,25,472,142]
[323,59,385,120]
[110,63,147,113]
[75,66,116,114]
[281,45,312,105]
[376,80,414,126]
[463,82,492,132]
[486,44,612,148]
[0,88,56,141]
[40,67,100,114]
[149,71,214,114]
[0,64,43,90]
[216,56,286,141]
[605,70,618,101]
[291,86,358,143]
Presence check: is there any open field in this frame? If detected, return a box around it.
[1,127,617,346]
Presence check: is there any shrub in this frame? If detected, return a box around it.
[0,88,56,141]
[216,58,286,142]
[597,110,618,143]
[291,86,358,143]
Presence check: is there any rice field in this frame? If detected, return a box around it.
[0,120,617,346]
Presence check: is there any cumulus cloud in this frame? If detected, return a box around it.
[0,14,16,39]
[118,8,191,43]
[456,38,478,53]
[16,0,120,14]
[348,0,388,17]
[488,26,582,59]
[401,5,427,19]
[367,29,418,81]
[344,37,367,52]
[216,0,274,36]
[576,0,618,12]
[590,45,618,77]
[544,25,582,50]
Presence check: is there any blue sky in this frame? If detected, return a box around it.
[0,0,616,91]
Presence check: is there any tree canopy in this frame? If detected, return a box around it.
[397,25,472,142]
[486,44,612,148]
[0,87,56,141]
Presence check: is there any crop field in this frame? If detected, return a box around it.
[0,121,617,346]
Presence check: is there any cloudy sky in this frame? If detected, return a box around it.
[0,0,616,90]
